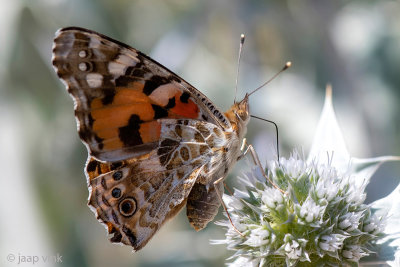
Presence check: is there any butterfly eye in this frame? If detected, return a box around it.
[119,197,137,217]
[235,110,248,121]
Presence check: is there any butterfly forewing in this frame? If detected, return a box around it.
[52,27,230,162]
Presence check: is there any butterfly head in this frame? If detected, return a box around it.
[225,94,250,138]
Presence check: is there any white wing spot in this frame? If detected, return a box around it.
[108,61,127,76]
[89,36,101,48]
[79,50,87,58]
[108,53,139,76]
[86,73,103,88]
[149,84,180,106]
[79,62,87,71]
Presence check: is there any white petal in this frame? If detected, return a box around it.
[350,156,400,187]
[371,183,400,265]
[387,250,400,267]
[307,85,350,172]
[372,183,400,235]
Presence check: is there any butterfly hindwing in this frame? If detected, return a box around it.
[52,27,231,162]
[86,119,228,250]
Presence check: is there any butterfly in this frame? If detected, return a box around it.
[52,27,286,251]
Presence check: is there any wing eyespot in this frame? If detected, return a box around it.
[112,171,123,181]
[78,62,88,72]
[119,197,137,217]
[111,187,122,198]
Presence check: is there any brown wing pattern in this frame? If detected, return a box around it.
[85,119,228,250]
[52,27,230,162]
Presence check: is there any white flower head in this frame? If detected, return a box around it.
[362,211,385,234]
[319,233,346,253]
[281,234,309,261]
[261,187,284,210]
[314,172,339,203]
[342,244,368,262]
[214,86,400,266]
[244,227,273,247]
[338,212,363,232]
[295,197,325,224]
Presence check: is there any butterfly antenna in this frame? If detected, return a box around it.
[248,61,292,97]
[234,34,245,104]
[250,115,280,163]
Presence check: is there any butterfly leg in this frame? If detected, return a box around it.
[240,139,286,194]
[223,182,233,195]
[213,177,245,237]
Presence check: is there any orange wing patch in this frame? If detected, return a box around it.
[91,103,154,128]
[85,157,116,181]
[148,83,200,119]
[170,92,199,119]
[139,121,161,143]
[86,82,200,152]
[85,155,144,182]
[87,83,158,150]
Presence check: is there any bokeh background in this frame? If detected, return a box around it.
[1,0,399,266]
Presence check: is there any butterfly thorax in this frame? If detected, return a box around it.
[206,94,250,181]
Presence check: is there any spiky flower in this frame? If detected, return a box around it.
[213,87,400,266]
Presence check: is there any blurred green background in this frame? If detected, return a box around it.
[1,0,399,266]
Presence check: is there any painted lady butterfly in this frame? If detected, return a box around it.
[52,27,288,251]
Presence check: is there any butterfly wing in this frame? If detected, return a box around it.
[86,119,228,250]
[52,27,237,250]
[52,27,231,162]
